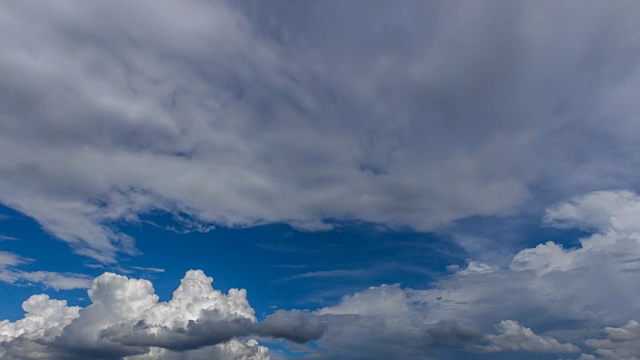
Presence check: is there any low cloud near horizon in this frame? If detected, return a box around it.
[0,270,324,359]
[4,191,640,359]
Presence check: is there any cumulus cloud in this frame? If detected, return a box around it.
[312,284,578,359]
[0,294,81,358]
[0,270,323,360]
[468,320,579,353]
[584,321,640,359]
[2,1,640,262]
[294,190,640,358]
[543,190,640,233]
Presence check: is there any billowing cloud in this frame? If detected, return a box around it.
[2,1,640,262]
[585,321,640,359]
[543,190,640,233]
[0,270,323,359]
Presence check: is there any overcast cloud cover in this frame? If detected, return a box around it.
[3,0,640,359]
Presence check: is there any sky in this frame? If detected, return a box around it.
[2,0,640,359]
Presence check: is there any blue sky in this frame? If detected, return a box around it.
[0,203,463,318]
[3,1,640,359]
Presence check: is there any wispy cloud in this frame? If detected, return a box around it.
[274,263,433,284]
[275,269,369,284]
[0,251,90,290]
[131,266,165,273]
[0,251,29,268]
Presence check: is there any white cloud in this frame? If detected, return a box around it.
[0,251,90,290]
[0,270,323,360]
[317,283,415,318]
[2,1,640,262]
[469,320,579,353]
[0,294,80,345]
[6,271,92,291]
[131,266,165,274]
[585,321,640,359]
[0,252,26,269]
[543,190,640,233]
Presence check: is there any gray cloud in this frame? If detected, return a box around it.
[1,1,640,262]
[97,311,324,354]
[428,320,485,345]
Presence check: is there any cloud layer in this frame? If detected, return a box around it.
[2,1,640,262]
[0,270,323,360]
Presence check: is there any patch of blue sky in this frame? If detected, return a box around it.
[1,200,594,326]
[0,205,98,320]
[1,204,467,319]
[118,213,468,318]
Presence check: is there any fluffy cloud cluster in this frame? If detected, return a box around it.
[300,190,640,359]
[422,190,640,329]
[2,1,640,263]
[0,270,324,359]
